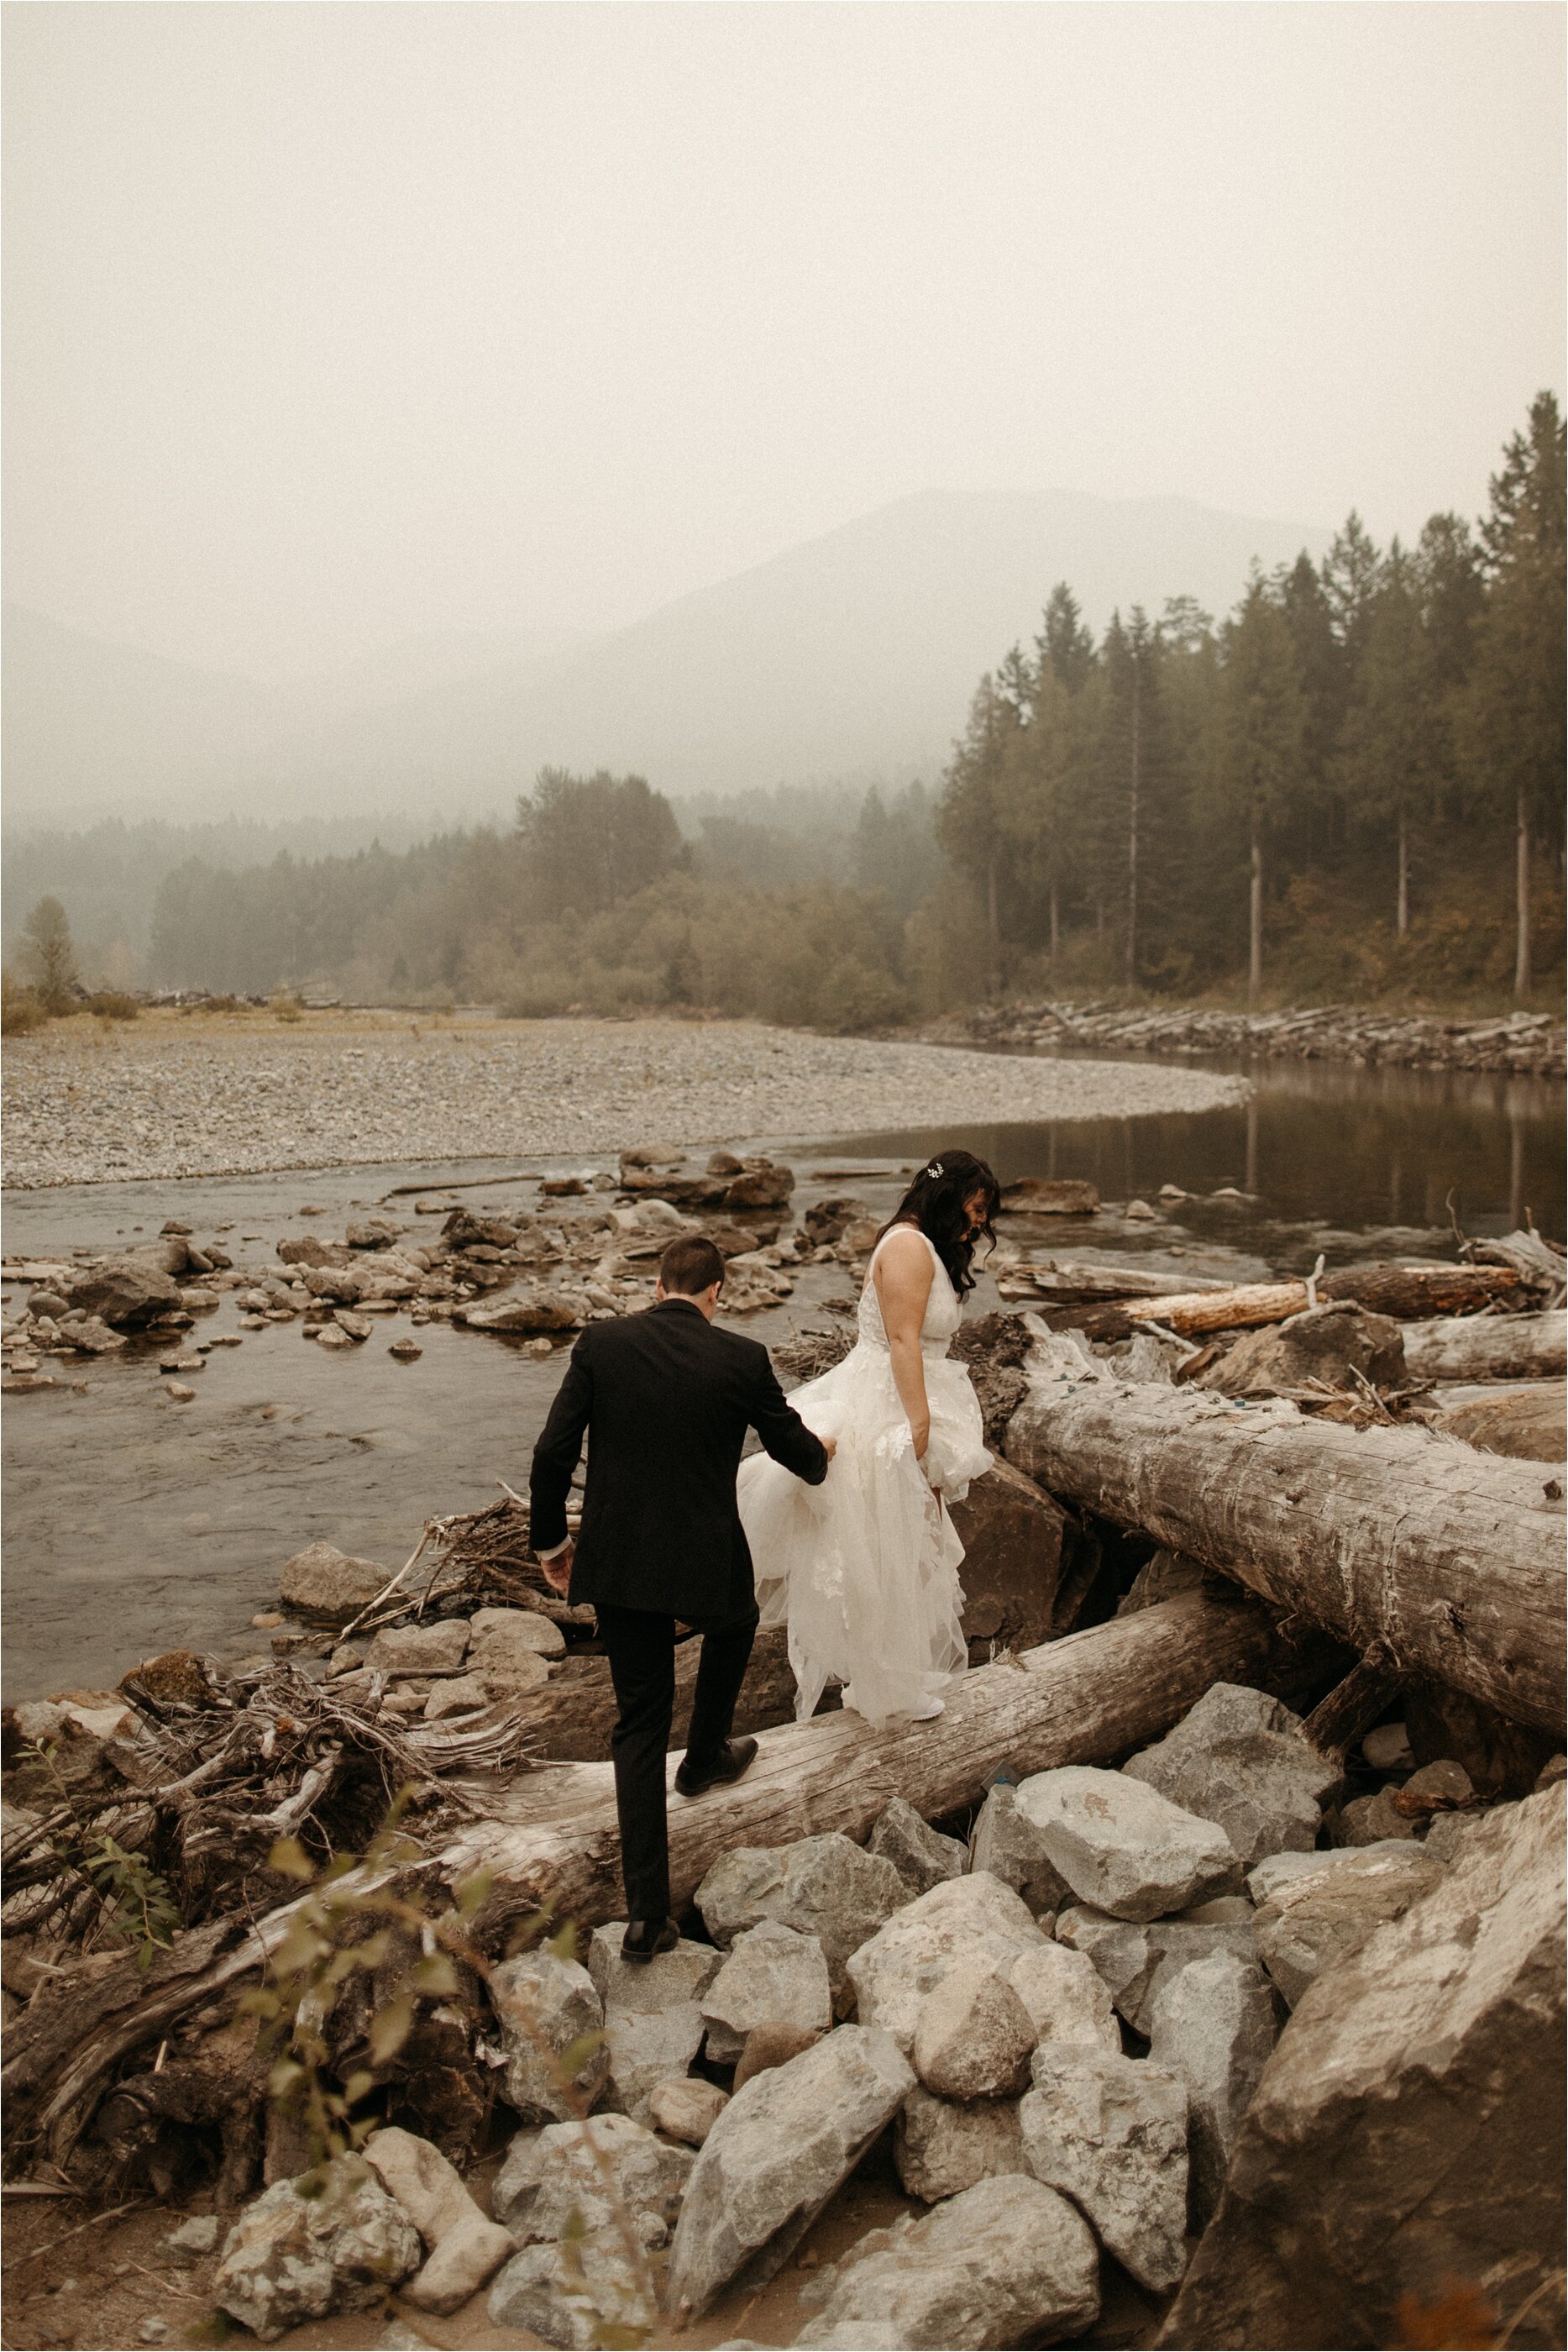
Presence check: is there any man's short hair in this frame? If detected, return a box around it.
[659,1234,725,1296]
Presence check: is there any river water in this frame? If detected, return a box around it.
[3,1052,1560,1701]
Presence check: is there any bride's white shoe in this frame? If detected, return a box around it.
[905,1698,946,1721]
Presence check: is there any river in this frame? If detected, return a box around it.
[3,1051,1560,1701]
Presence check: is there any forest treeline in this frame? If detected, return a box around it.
[9,396,1563,1026]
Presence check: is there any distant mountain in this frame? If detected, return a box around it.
[4,488,1327,823]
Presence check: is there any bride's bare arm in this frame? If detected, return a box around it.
[874,1228,936,1462]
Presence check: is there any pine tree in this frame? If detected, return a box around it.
[1037,582,1096,694]
[936,676,1020,992]
[1219,578,1307,1000]
[1339,541,1440,933]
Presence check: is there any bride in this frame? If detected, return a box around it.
[738,1150,999,1725]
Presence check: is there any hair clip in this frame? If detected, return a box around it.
[925,1163,942,1180]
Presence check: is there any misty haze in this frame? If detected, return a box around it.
[2,10,1564,2351]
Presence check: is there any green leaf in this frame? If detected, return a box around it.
[267,1837,316,1882]
[412,1953,459,1997]
[368,1992,415,2066]
[268,2057,306,2100]
[341,2070,375,2105]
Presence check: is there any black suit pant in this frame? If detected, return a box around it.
[595,1599,758,1921]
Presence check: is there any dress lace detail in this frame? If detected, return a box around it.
[737,1226,992,1725]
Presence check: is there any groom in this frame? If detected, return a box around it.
[530,1233,832,1960]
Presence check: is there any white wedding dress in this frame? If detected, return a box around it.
[738,1226,991,1725]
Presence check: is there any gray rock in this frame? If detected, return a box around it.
[492,2112,692,2247]
[1056,1903,1260,2036]
[666,2025,915,2318]
[424,1672,491,1720]
[868,1794,968,1897]
[278,1541,389,1627]
[1246,1847,1355,1904]
[1115,1548,1208,1615]
[1148,1950,1279,2224]
[1162,1787,1566,2351]
[67,1254,183,1326]
[1006,1940,1121,2053]
[1362,1720,1414,1771]
[488,2237,654,2348]
[647,2076,729,2145]
[1194,1299,1406,1400]
[64,1314,129,1353]
[700,1919,833,2065]
[793,2172,1100,2349]
[695,1833,906,2013]
[1123,1682,1340,1868]
[1020,2044,1190,2293]
[364,1619,469,1677]
[844,1872,1049,2052]
[489,1950,609,2122]
[362,2125,476,2244]
[164,2213,220,2261]
[461,1289,580,1333]
[1253,1842,1446,2007]
[1015,1765,1242,1921]
[1336,1757,1476,1847]
[911,1956,1036,2100]
[968,1782,1071,1920]
[402,2213,518,2314]
[587,1923,721,2018]
[601,2002,707,2123]
[212,2166,421,2340]
[469,1603,566,1668]
[895,2087,1026,2202]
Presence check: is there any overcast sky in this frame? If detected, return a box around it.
[5,2,1563,680]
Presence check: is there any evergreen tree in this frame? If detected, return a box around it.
[936,675,1021,991]
[1339,542,1440,933]
[1100,608,1171,985]
[1219,577,1307,1000]
[1276,553,1344,855]
[1037,582,1096,693]
[22,895,76,1011]
[516,770,685,918]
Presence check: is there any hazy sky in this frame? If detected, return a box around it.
[5,2,1563,680]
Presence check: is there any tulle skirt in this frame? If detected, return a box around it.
[737,1341,991,1725]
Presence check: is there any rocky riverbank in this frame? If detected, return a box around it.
[951,1000,1567,1075]
[0,1011,1247,1190]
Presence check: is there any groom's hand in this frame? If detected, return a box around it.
[821,1436,837,1461]
[541,1539,574,1595]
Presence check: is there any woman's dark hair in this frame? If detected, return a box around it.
[877,1148,1001,1299]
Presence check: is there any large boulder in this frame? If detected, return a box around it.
[911,1956,1036,2100]
[867,1795,967,1898]
[67,1254,183,1327]
[968,1781,1072,1919]
[278,1541,389,1626]
[460,1290,580,1334]
[1161,1788,1565,2350]
[694,1833,906,2013]
[1148,1950,1280,2227]
[1056,1903,1260,2037]
[488,2236,651,2348]
[1014,1765,1242,1920]
[488,1950,609,2122]
[947,1456,1069,1655]
[364,1619,469,1677]
[492,2112,691,2247]
[665,2026,915,2318]
[793,2172,1100,2349]
[1005,1940,1120,2054]
[1194,1300,1405,1398]
[700,1919,832,2065]
[585,1926,721,2122]
[212,2166,421,2340]
[1252,1842,1446,2008]
[895,2087,1026,2202]
[587,1921,721,2016]
[1123,1683,1340,1867]
[843,1872,1047,2051]
[1020,2044,1191,2294]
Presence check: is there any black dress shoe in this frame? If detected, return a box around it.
[674,1735,758,1798]
[621,1916,679,1963]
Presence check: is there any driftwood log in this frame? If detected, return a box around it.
[1403,1310,1567,1384]
[1047,1264,1523,1343]
[440,1591,1335,1941]
[1005,1382,1565,1735]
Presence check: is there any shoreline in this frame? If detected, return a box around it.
[949,1000,1566,1077]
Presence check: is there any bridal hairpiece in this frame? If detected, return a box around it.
[926,1163,942,1179]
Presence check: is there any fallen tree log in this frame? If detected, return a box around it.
[1053,1264,1525,1343]
[1426,1380,1566,1464]
[1402,1310,1566,1383]
[441,1592,1336,1942]
[1005,1379,1565,1735]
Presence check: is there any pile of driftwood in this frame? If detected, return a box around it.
[957,1000,1567,1075]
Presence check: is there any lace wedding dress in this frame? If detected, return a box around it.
[737,1226,990,1724]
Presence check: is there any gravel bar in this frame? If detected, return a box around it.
[2,1015,1248,1189]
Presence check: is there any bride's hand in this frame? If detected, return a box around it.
[910,1415,930,1461]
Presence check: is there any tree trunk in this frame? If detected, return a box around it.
[1515,790,1532,999]
[1125,671,1141,987]
[1049,880,1060,977]
[442,1593,1335,1945]
[1248,818,1263,1003]
[1042,1263,1522,1341]
[1397,812,1409,937]
[987,848,1002,994]
[1402,1311,1566,1384]
[1004,1385,1565,1735]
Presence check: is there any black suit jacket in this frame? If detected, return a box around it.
[529,1299,829,1620]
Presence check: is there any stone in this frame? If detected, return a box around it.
[733,2021,824,2087]
[488,2236,653,2348]
[1148,1950,1279,2225]
[587,1923,721,2017]
[63,1314,129,1353]
[1362,1720,1414,1771]
[600,2003,707,2122]
[894,2085,1026,2202]
[793,2172,1100,2349]
[67,1255,183,1326]
[1196,1300,1406,1399]
[1116,1547,1209,1616]
[346,1217,402,1247]
[1021,2043,1190,2293]
[333,1310,373,1340]
[1055,1904,1261,2037]
[389,1339,422,1361]
[460,1291,579,1333]
[468,1605,566,1687]
[361,2125,475,2244]
[1335,1756,1476,1846]
[165,1379,197,1399]
[315,1326,352,1350]
[867,1795,967,1897]
[1006,1939,1121,2051]
[164,2213,220,2261]
[666,2025,915,2318]
[647,2076,729,2145]
[911,1956,1036,2099]
[489,1950,609,2122]
[1429,1380,1568,1463]
[423,1673,491,1721]
[279,1541,389,1626]
[1245,1846,1355,1904]
[493,2111,692,2248]
[1000,1177,1099,1215]
[1252,1841,1446,2007]
[212,2166,421,2340]
[845,1872,1048,2053]
[968,1782,1071,1919]
[364,1620,469,1677]
[1015,1765,1242,1920]
[404,2213,517,2314]
[1123,1682,1340,1868]
[694,1833,906,2012]
[946,1458,1071,1656]
[700,1919,832,2065]
[1162,1787,1566,2352]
